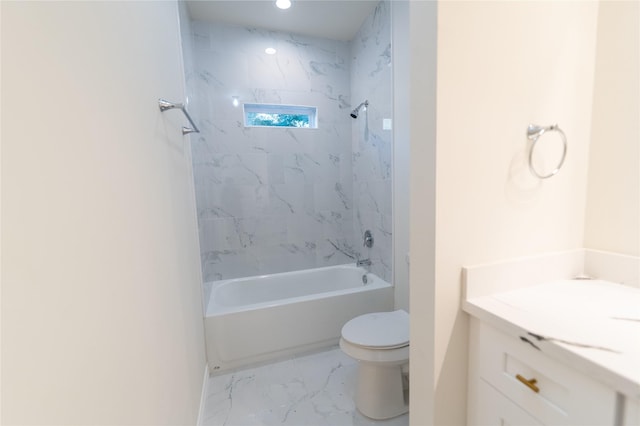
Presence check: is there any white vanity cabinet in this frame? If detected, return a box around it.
[467,318,619,425]
[463,251,640,426]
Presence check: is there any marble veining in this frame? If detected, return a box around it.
[349,1,392,281]
[465,279,640,398]
[326,239,357,261]
[190,2,392,282]
[202,348,408,426]
[463,250,640,399]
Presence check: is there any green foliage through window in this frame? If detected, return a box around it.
[247,113,310,128]
[244,104,317,128]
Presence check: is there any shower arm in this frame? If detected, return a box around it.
[158,99,200,135]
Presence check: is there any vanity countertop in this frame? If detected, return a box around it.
[463,279,640,399]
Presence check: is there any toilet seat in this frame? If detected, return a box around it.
[341,310,409,349]
[340,338,409,363]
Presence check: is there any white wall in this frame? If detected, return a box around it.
[408,1,437,425]
[179,1,197,110]
[1,2,207,424]
[392,0,411,312]
[410,1,600,424]
[584,0,640,257]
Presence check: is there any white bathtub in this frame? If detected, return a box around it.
[204,264,393,372]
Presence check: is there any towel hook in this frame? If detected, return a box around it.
[158,99,200,135]
[526,124,567,179]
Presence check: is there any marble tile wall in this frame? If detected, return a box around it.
[190,20,359,281]
[350,2,393,281]
[189,2,392,283]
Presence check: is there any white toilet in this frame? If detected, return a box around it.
[339,309,409,420]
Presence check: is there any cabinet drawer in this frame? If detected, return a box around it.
[473,319,616,425]
[474,379,542,425]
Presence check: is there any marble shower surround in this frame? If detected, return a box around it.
[350,1,392,281]
[190,2,392,282]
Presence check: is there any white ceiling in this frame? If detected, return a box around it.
[185,1,380,42]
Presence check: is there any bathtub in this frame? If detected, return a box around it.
[204,264,393,372]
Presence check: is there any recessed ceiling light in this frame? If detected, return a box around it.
[265,47,277,55]
[275,0,291,10]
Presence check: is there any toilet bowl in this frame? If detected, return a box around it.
[339,310,409,420]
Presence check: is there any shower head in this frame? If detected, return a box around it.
[350,100,369,119]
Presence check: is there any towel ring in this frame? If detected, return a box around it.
[527,124,567,179]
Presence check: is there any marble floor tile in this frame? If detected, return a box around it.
[201,347,409,426]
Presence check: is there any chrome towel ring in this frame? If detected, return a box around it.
[526,124,567,179]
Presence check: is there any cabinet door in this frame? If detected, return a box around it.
[468,318,619,425]
[625,396,640,426]
[474,379,542,426]
[474,319,617,425]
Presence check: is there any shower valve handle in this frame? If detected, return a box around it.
[363,230,374,248]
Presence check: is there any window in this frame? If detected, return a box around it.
[243,103,317,128]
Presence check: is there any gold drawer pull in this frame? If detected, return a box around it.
[516,374,540,393]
